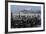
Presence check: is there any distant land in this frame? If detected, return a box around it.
[20,9,41,14]
[12,9,41,14]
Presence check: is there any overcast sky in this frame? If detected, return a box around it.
[11,5,41,14]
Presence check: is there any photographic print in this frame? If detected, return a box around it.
[11,5,41,28]
[7,2,45,33]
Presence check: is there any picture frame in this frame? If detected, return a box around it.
[5,0,45,33]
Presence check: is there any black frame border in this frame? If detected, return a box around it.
[5,0,45,33]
